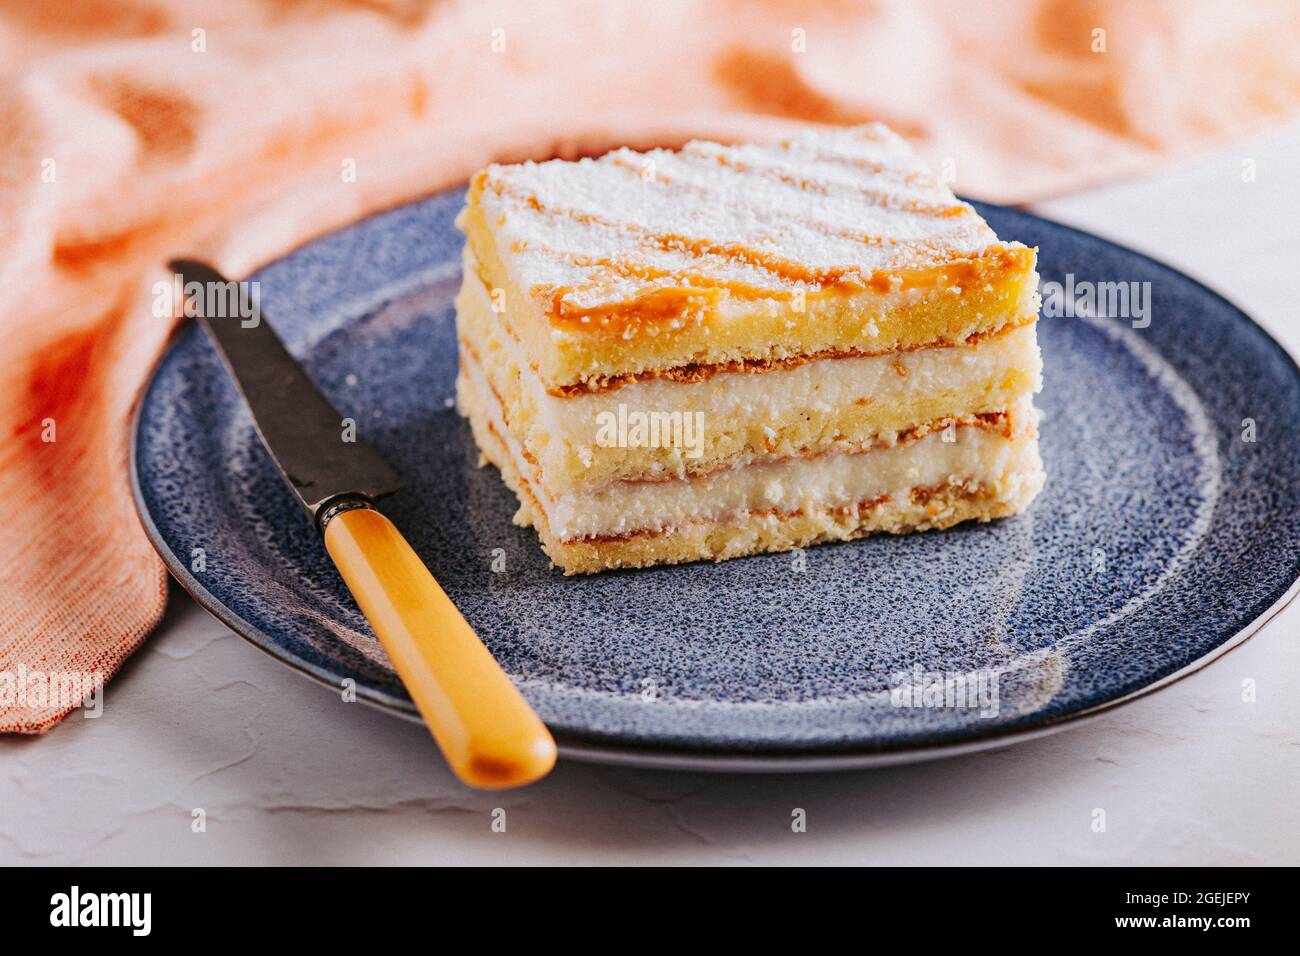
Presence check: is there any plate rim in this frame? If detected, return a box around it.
[128,193,1300,771]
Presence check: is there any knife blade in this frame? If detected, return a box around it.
[169,258,401,519]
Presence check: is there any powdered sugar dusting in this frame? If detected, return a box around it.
[472,124,1006,310]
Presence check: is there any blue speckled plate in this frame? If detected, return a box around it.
[131,188,1300,771]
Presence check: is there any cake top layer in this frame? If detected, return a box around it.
[468,123,1014,321]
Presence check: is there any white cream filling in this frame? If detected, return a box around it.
[464,349,1041,541]
[464,271,1041,474]
[544,323,1041,424]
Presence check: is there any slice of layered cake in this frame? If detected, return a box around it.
[455,123,1044,573]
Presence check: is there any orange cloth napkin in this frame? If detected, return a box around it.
[3,0,1299,732]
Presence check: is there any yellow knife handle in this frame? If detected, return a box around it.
[322,502,556,789]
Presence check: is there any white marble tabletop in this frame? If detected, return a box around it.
[4,123,1298,867]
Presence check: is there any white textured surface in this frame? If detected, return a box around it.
[3,124,1298,866]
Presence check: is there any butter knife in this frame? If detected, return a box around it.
[169,259,556,789]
